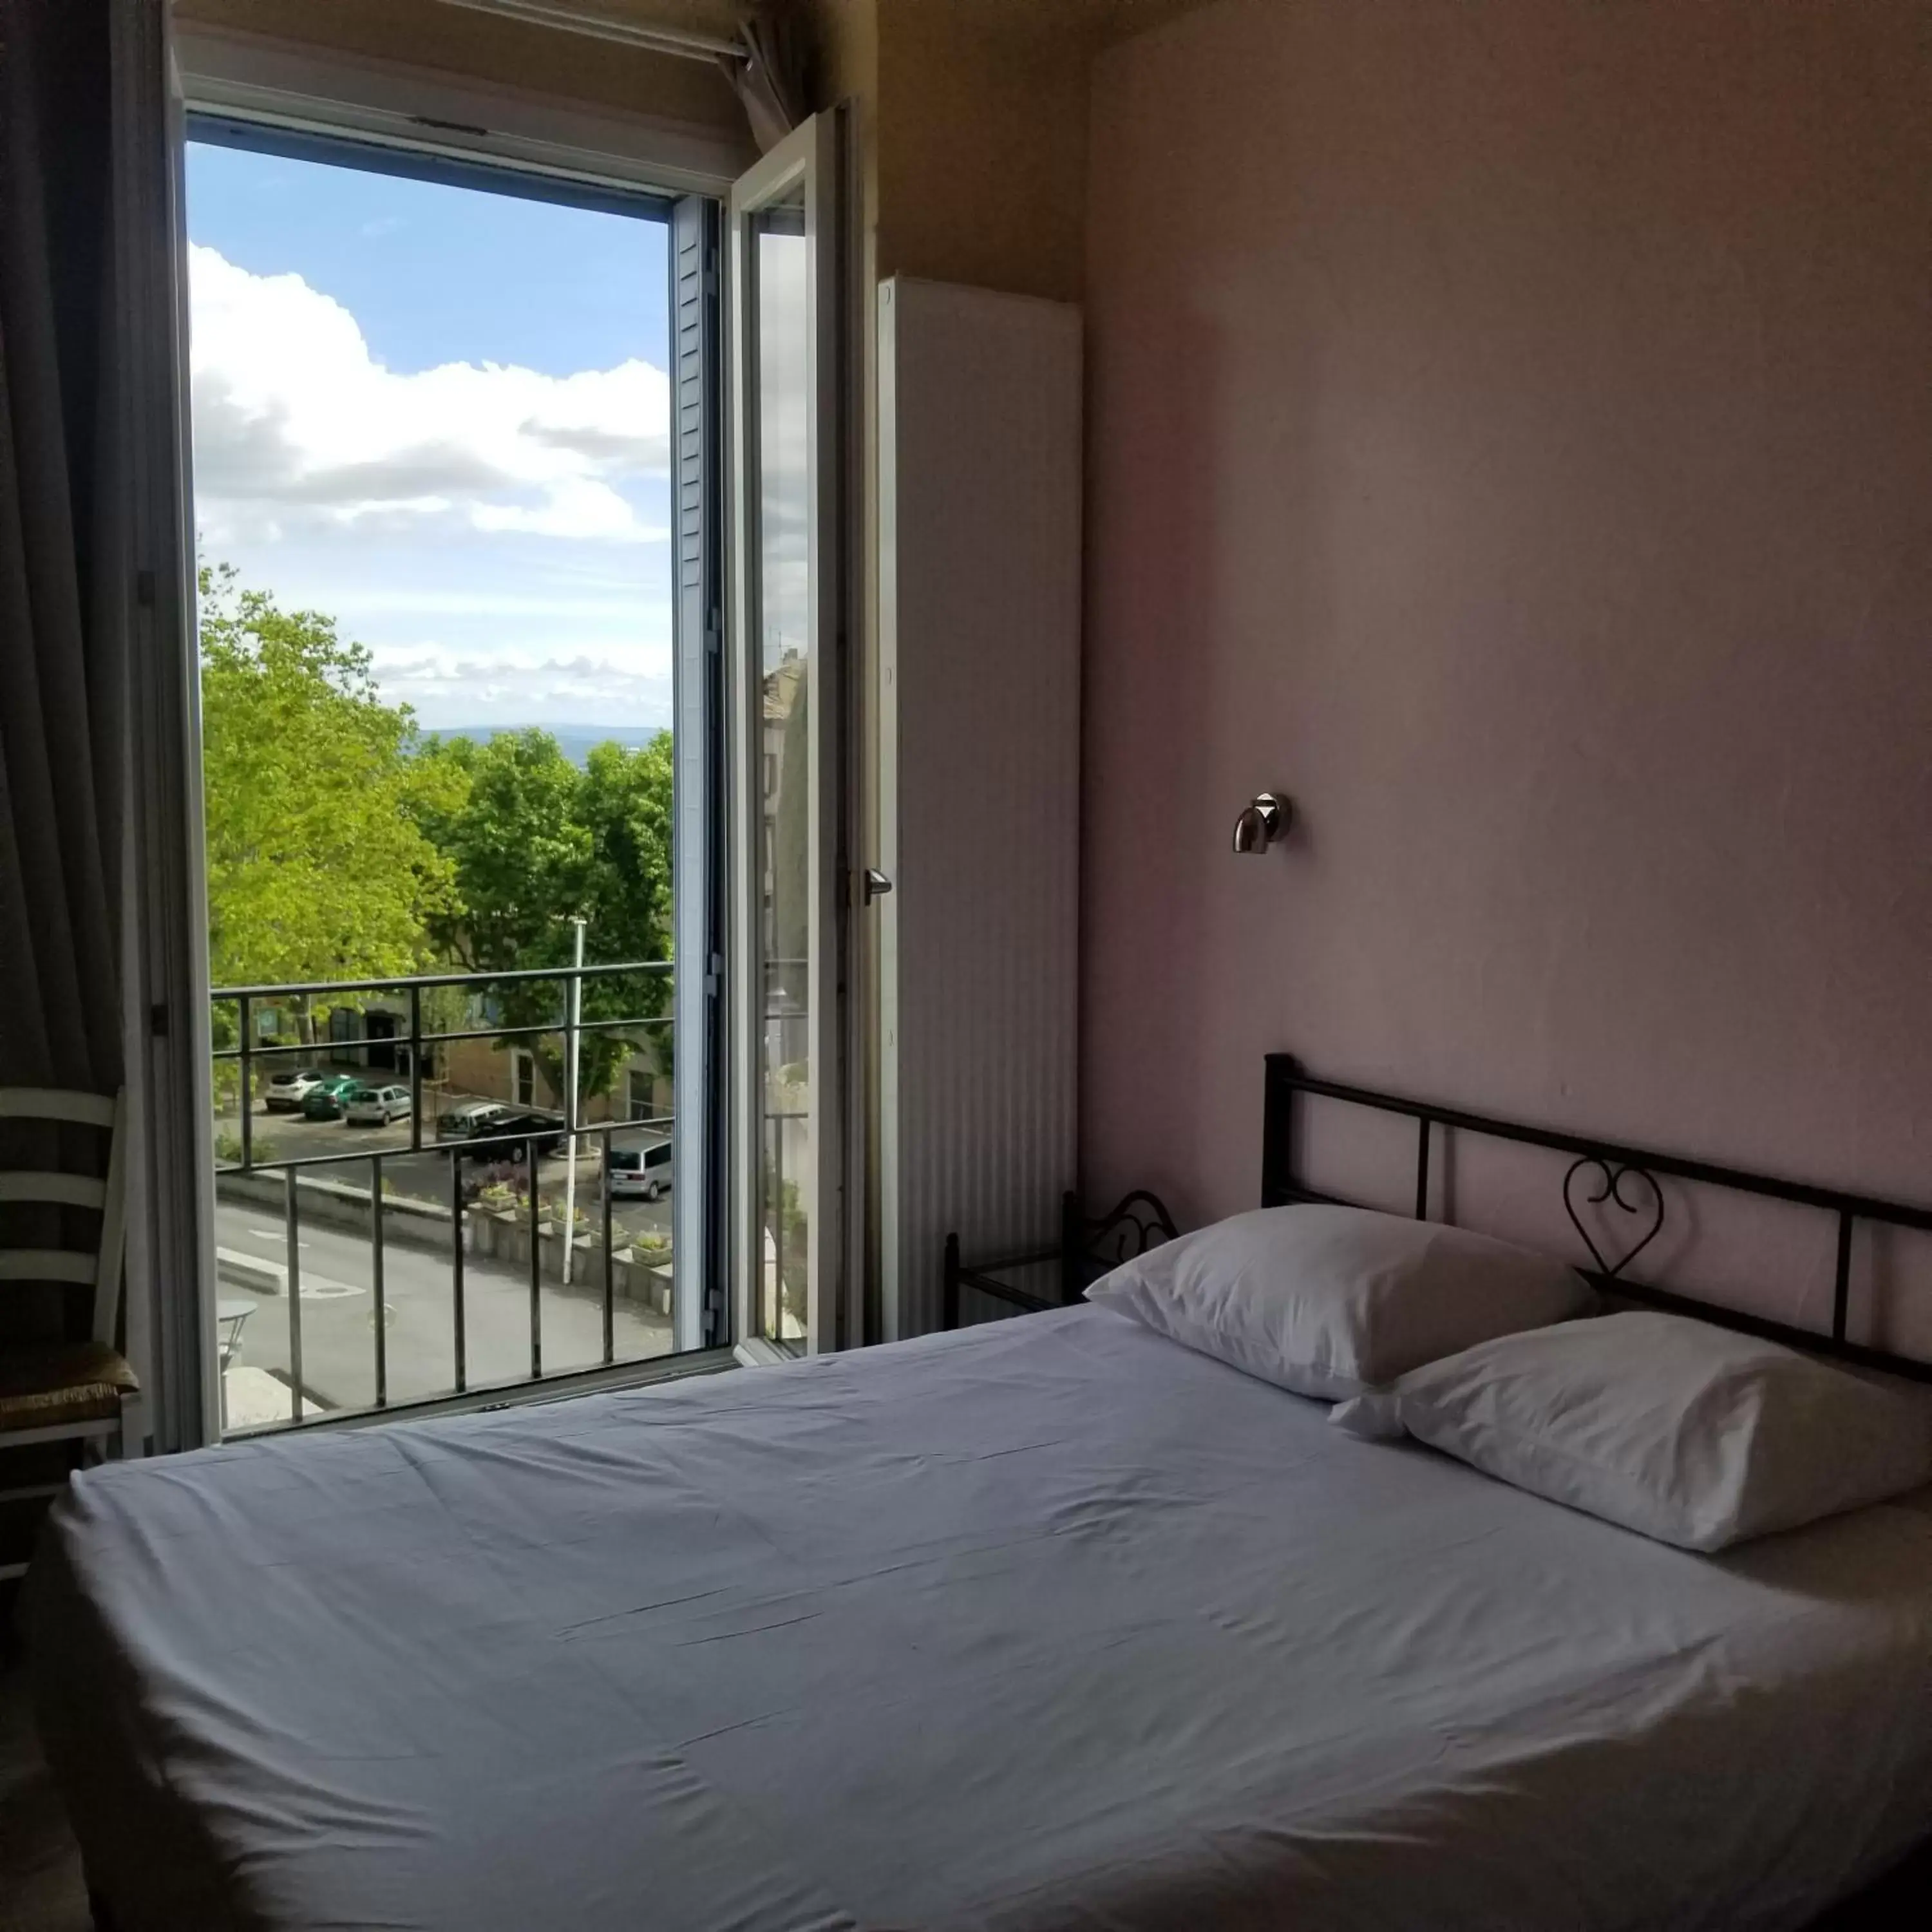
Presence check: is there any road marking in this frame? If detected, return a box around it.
[249,1229,308,1246]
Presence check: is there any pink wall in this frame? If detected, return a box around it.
[1081,0,1932,1333]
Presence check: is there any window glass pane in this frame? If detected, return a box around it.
[752,184,810,1349]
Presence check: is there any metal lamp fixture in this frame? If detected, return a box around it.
[1232,791,1291,854]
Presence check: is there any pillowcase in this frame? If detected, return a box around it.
[1332,1310,1932,1551]
[1084,1204,1593,1402]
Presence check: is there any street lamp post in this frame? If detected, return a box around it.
[560,915,587,1287]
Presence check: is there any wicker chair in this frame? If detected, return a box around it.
[0,1088,133,1580]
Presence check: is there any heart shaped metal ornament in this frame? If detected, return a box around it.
[1562,1157,1664,1280]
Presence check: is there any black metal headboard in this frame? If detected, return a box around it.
[943,1189,1179,1329]
[1264,1054,1932,1384]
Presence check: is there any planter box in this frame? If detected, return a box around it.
[459,1210,672,1314]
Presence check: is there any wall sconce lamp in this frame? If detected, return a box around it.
[1232,791,1292,855]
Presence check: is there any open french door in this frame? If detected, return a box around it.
[726,113,848,1359]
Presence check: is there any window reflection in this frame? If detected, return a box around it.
[753,189,810,1348]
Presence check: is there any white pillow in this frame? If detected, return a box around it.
[1084,1204,1593,1401]
[1332,1311,1932,1551]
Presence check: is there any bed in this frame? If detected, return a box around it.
[27,1057,1932,1931]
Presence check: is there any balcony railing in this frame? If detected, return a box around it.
[210,961,682,1435]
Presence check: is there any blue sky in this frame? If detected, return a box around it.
[186,138,674,729]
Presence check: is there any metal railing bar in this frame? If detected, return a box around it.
[215,1115,675,1175]
[211,1013,672,1061]
[448,1150,468,1396]
[565,966,581,1138]
[238,994,253,1169]
[424,1014,673,1045]
[408,986,424,1155]
[527,1137,543,1379]
[1414,1116,1432,1220]
[768,1113,784,1346]
[454,1117,667,1153]
[284,1168,305,1424]
[1833,1211,1854,1345]
[211,960,672,1001]
[602,1153,615,1367]
[371,1154,388,1409]
[215,948,688,1431]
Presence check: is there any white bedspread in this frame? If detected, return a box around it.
[28,1306,1932,1931]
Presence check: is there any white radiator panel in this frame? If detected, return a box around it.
[879,277,1083,1340]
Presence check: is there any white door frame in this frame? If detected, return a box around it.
[154,42,749,1426]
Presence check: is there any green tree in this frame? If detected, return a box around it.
[579,736,677,1103]
[413,728,675,1109]
[413,730,590,972]
[198,563,463,1036]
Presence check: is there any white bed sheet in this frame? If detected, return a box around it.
[28,1304,1932,1931]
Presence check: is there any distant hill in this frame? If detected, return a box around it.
[425,724,667,767]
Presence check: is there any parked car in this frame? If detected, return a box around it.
[265,1068,330,1112]
[437,1099,510,1141]
[608,1139,673,1202]
[465,1107,565,1162]
[299,1073,365,1121]
[345,1083,413,1126]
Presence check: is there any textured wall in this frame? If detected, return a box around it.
[1083,0,1932,1340]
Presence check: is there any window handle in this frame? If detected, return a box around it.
[862,867,893,905]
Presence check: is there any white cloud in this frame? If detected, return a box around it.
[187,243,669,547]
[323,585,658,621]
[473,477,641,541]
[368,645,674,728]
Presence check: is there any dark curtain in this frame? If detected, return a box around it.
[0,0,133,1337]
[724,1,808,154]
[0,0,127,1095]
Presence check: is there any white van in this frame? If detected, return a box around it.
[608,1139,673,1202]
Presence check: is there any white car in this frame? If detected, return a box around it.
[345,1083,413,1126]
[265,1068,329,1111]
[608,1139,673,1202]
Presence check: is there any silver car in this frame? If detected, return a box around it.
[345,1083,413,1126]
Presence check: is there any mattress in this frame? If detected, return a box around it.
[28,1304,1932,1931]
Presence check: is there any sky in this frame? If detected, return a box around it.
[185,137,674,730]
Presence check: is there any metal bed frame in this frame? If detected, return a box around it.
[1264,1053,1932,1382]
[945,1055,1932,1383]
[943,1189,1178,1329]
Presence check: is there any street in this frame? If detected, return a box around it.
[215,1198,674,1423]
[225,1101,674,1243]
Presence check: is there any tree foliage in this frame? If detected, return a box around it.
[412,728,675,1104]
[198,564,464,1007]
[198,562,676,1106]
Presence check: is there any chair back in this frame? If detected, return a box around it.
[0,1088,129,1345]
